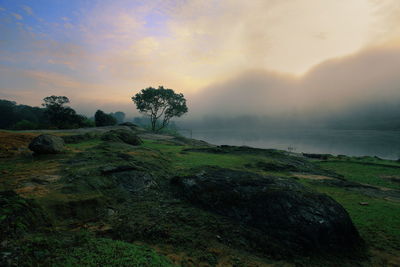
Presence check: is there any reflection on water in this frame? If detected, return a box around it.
[181,129,400,160]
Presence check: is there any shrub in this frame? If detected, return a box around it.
[13,120,38,130]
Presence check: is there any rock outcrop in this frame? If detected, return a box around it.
[172,167,363,255]
[28,134,65,154]
[101,129,142,146]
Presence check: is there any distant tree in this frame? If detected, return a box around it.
[82,117,96,127]
[0,99,17,129]
[42,95,70,108]
[42,96,71,127]
[111,111,126,123]
[132,116,150,127]
[95,110,117,126]
[132,86,188,132]
[13,120,38,130]
[15,105,47,126]
[42,95,87,129]
[0,99,49,129]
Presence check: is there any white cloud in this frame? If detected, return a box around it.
[64,23,73,29]
[21,5,33,15]
[75,0,399,95]
[11,13,23,20]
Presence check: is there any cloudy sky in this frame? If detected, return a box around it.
[0,0,399,117]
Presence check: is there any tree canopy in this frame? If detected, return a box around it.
[42,96,90,129]
[0,96,94,130]
[0,99,47,129]
[95,110,117,127]
[132,86,188,132]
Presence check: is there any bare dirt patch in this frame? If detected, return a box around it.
[0,131,39,157]
[370,249,400,267]
[15,174,62,198]
[292,174,335,180]
[380,175,400,184]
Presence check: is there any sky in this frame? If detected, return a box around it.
[0,0,399,117]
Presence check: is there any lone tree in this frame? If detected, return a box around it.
[132,86,188,132]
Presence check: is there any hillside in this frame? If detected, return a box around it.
[1,126,400,266]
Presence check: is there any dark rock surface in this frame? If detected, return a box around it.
[100,165,141,174]
[101,129,142,146]
[302,153,331,160]
[172,167,363,255]
[28,134,65,154]
[112,171,157,194]
[118,122,138,127]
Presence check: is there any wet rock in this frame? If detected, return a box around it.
[48,195,105,221]
[101,129,142,146]
[112,171,157,194]
[28,134,65,154]
[100,165,141,174]
[172,167,363,255]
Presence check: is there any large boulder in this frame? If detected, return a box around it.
[28,134,65,154]
[172,167,363,255]
[101,129,142,146]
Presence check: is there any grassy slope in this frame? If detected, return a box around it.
[1,131,400,266]
[143,139,400,265]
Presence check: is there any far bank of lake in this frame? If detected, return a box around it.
[180,128,400,160]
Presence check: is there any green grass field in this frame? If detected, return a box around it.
[2,133,400,266]
[143,139,400,255]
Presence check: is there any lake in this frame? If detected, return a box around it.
[180,129,400,160]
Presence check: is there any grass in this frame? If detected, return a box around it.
[302,159,400,257]
[318,160,400,190]
[141,140,400,258]
[9,232,175,267]
[113,139,400,256]
[2,132,400,266]
[65,138,102,151]
[142,139,285,174]
[298,179,400,252]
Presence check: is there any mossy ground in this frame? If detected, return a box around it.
[1,130,400,266]
[7,232,175,267]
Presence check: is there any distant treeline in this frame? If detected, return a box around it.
[0,97,127,130]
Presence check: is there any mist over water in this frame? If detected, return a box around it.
[180,128,400,160]
[174,45,400,160]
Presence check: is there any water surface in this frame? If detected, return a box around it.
[181,129,400,160]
